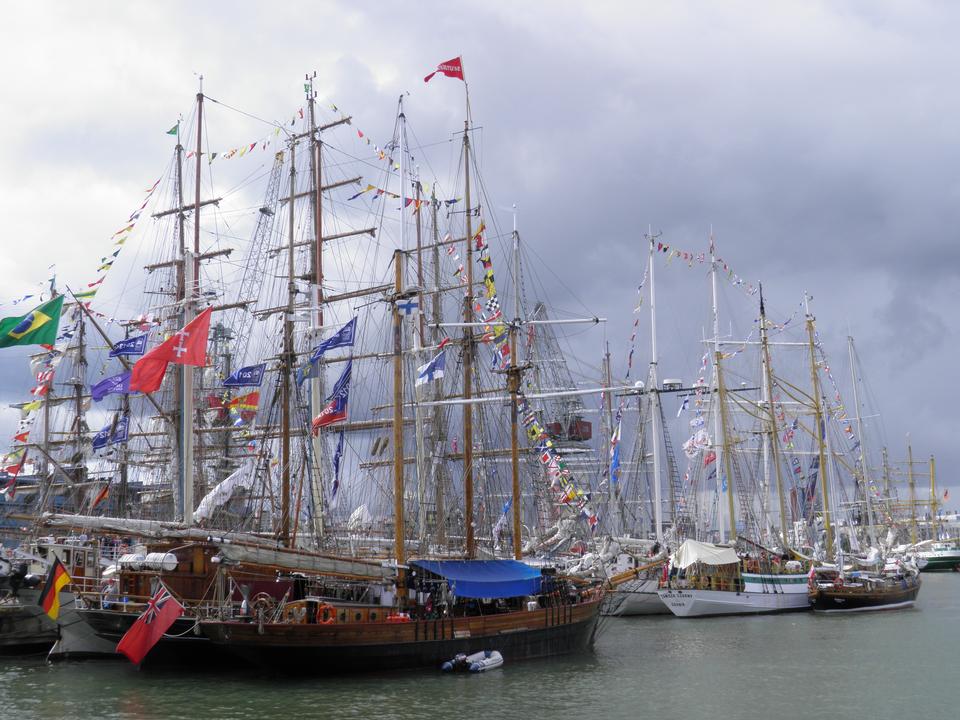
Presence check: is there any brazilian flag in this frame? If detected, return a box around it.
[0,296,64,348]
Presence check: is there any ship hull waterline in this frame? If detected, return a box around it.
[201,599,602,674]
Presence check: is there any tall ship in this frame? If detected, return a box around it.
[4,64,608,668]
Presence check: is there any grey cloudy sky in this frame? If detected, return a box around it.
[1,1,957,502]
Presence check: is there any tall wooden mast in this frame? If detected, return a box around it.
[392,249,406,566]
[306,73,325,540]
[715,350,738,542]
[462,121,475,558]
[804,293,832,557]
[280,138,296,547]
[509,211,522,559]
[758,286,789,547]
[847,336,877,548]
[182,83,203,526]
[429,187,447,547]
[907,435,916,544]
[647,232,663,542]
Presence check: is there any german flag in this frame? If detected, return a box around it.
[38,557,72,620]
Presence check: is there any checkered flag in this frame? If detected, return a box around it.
[484,295,501,320]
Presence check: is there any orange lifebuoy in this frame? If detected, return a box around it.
[315,602,336,624]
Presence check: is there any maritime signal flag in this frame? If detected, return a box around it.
[38,556,72,620]
[117,584,185,665]
[129,307,213,393]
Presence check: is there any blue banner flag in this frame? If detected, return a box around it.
[223,363,266,388]
[92,415,129,450]
[332,430,344,498]
[298,318,357,386]
[91,371,132,402]
[109,334,148,358]
[310,317,357,362]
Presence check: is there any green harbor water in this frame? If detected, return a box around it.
[2,574,957,720]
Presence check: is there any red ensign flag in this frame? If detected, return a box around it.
[424,56,464,83]
[116,584,185,665]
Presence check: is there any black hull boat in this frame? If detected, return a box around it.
[69,606,240,667]
[200,595,602,674]
[810,569,921,613]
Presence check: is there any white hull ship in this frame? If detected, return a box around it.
[604,575,669,616]
[658,572,809,617]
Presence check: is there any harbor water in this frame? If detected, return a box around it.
[2,574,956,720]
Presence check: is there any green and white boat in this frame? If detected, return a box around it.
[916,540,960,572]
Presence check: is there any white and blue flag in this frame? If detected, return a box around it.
[415,349,446,386]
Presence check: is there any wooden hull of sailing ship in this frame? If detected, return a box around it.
[602,576,669,616]
[810,578,921,613]
[200,597,603,673]
[657,574,811,617]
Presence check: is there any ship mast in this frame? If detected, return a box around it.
[715,348,738,543]
[847,336,877,548]
[907,435,917,544]
[181,82,203,526]
[758,285,789,548]
[280,136,296,547]
[306,73,326,541]
[508,209,522,559]
[462,121,476,558]
[392,249,406,567]
[804,292,833,558]
[429,187,448,547]
[929,455,937,541]
[709,232,729,542]
[647,231,663,542]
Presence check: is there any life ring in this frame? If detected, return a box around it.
[315,602,336,624]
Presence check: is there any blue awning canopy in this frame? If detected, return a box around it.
[410,559,543,599]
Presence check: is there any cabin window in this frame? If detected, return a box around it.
[355,612,362,622]
[62,550,71,566]
[370,611,378,621]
